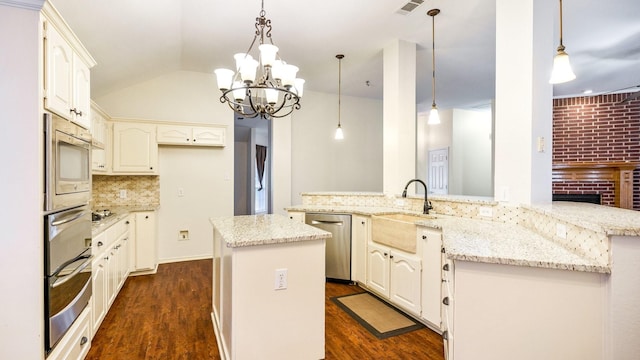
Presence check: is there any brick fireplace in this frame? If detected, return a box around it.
[552,92,640,210]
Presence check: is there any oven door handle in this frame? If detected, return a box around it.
[51,208,88,226]
[51,255,92,288]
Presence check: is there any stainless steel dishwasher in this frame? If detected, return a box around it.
[305,213,352,282]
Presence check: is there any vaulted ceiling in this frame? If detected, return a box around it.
[52,0,640,111]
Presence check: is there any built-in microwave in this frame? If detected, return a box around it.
[44,113,92,212]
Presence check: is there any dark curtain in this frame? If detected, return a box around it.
[256,145,267,191]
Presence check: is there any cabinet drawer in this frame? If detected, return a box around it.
[48,306,91,360]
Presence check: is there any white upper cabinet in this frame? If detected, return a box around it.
[157,124,226,147]
[42,2,96,129]
[112,122,158,174]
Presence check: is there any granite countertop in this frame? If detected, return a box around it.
[91,205,159,235]
[210,214,332,248]
[287,204,611,273]
[414,216,610,273]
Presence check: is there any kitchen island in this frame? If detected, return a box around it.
[209,214,331,360]
[287,192,640,360]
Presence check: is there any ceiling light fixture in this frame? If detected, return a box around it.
[335,54,345,140]
[549,0,576,84]
[214,0,304,119]
[427,9,441,125]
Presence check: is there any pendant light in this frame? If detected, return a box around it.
[427,9,441,125]
[549,0,576,84]
[335,54,345,140]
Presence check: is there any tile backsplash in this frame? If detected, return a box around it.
[92,175,160,208]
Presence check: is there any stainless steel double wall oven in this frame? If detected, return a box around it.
[44,113,93,355]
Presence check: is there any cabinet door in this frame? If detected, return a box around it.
[90,110,106,147]
[287,211,305,223]
[72,53,91,129]
[389,250,422,316]
[367,242,390,298]
[106,243,117,306]
[112,123,158,174]
[156,124,191,145]
[421,228,442,327]
[351,215,370,284]
[92,148,106,172]
[126,214,136,273]
[45,24,73,119]
[192,126,225,146]
[91,256,107,336]
[135,211,157,271]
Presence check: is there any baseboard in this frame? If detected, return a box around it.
[128,264,158,276]
[159,254,213,264]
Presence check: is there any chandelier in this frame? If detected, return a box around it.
[549,0,576,84]
[427,9,441,125]
[214,0,304,119]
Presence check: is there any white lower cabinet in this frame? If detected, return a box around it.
[351,215,370,285]
[91,216,131,337]
[420,227,443,329]
[367,242,422,316]
[134,211,157,271]
[47,306,91,360]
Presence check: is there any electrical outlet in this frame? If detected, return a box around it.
[179,230,189,241]
[274,268,288,290]
[119,189,127,199]
[478,207,493,217]
[177,187,185,197]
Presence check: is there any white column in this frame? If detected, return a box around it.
[383,40,417,194]
[494,0,554,205]
[0,2,45,359]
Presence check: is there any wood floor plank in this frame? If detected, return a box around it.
[86,260,444,360]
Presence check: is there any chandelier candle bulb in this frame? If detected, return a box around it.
[259,44,279,66]
[294,78,305,97]
[240,58,259,84]
[265,88,279,104]
[281,64,299,87]
[214,68,234,91]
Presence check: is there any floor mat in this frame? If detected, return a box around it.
[331,292,424,339]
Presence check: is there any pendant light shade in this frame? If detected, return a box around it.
[335,54,345,140]
[549,0,576,84]
[427,9,441,125]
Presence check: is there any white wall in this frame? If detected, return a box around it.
[290,90,383,205]
[0,4,44,359]
[95,70,234,262]
[451,109,493,196]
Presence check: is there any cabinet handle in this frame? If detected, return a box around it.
[383,252,388,257]
[104,256,109,260]
[80,336,88,346]
[422,235,427,240]
[390,255,394,259]
[441,247,446,253]
[443,297,450,306]
[443,264,449,271]
[97,241,103,247]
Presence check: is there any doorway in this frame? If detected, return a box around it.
[234,116,272,215]
[428,148,449,195]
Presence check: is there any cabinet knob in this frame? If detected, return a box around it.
[150,167,153,170]
[145,215,149,219]
[97,241,103,247]
[126,221,130,225]
[80,336,88,346]
[441,247,446,253]
[361,221,365,225]
[389,255,394,259]
[443,297,450,306]
[384,252,388,257]
[193,139,196,142]
[422,235,427,240]
[104,256,109,260]
[443,263,450,271]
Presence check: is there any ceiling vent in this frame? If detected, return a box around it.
[396,0,425,15]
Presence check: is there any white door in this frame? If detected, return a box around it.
[428,148,449,195]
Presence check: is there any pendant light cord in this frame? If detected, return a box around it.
[337,54,344,126]
[558,0,565,50]
[428,9,440,108]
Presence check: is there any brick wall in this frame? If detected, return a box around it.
[552,92,640,209]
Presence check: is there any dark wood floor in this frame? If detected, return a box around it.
[86,259,444,360]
